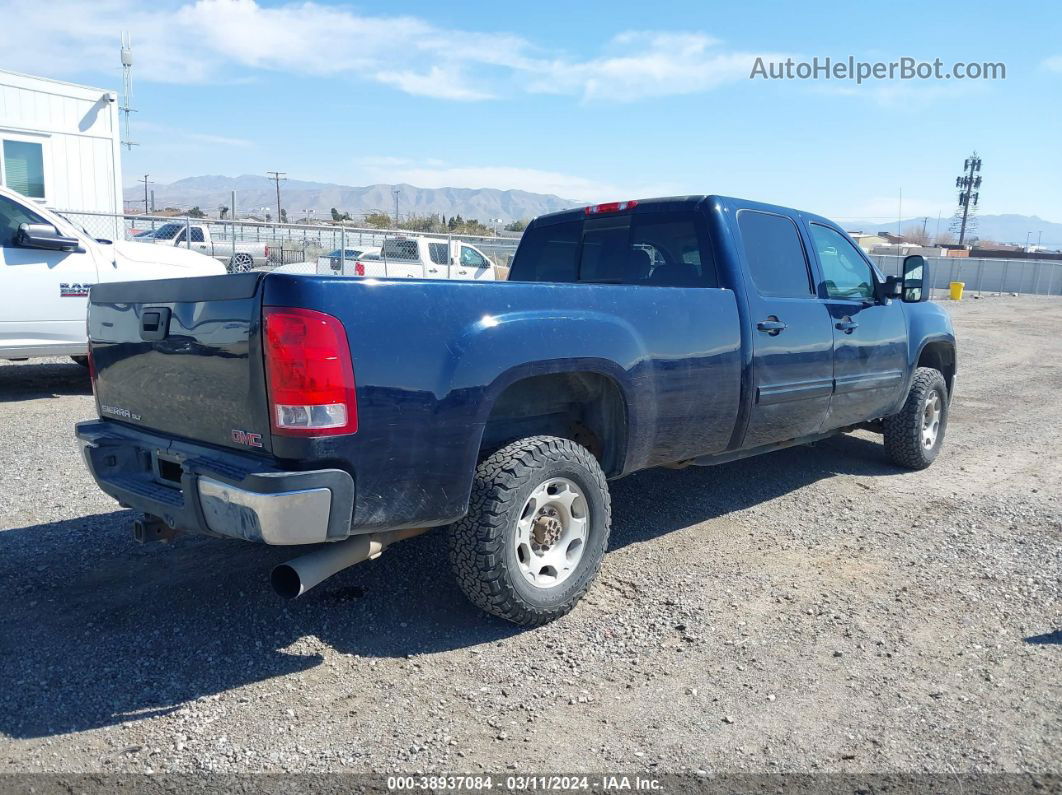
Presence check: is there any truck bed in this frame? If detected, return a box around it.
[87,272,743,534]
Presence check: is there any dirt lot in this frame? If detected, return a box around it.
[0,296,1058,778]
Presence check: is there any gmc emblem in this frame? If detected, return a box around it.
[231,429,263,448]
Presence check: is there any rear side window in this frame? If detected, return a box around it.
[382,239,418,261]
[428,242,448,265]
[190,227,205,243]
[510,211,715,287]
[737,210,812,298]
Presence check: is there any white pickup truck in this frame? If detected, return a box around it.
[136,221,270,272]
[0,187,225,362]
[361,235,497,280]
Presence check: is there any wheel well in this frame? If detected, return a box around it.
[481,372,627,476]
[918,342,956,396]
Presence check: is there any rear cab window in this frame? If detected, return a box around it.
[509,207,717,287]
[381,239,419,262]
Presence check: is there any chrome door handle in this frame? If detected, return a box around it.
[835,317,858,334]
[756,318,787,335]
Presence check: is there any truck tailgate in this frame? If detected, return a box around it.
[88,273,274,455]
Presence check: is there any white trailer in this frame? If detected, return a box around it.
[0,68,123,239]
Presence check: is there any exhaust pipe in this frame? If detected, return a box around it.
[271,526,429,599]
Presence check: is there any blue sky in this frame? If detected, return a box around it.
[3,0,1061,223]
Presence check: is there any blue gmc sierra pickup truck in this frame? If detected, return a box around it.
[77,195,957,625]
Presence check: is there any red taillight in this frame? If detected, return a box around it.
[264,245,271,259]
[584,200,638,215]
[354,261,365,276]
[87,346,97,392]
[263,307,357,436]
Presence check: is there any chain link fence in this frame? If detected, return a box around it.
[871,254,1062,299]
[50,209,1062,295]
[55,210,520,278]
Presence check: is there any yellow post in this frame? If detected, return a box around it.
[949,281,965,301]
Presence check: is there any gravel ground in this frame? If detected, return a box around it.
[0,295,1058,777]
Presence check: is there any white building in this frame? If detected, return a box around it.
[0,69,123,217]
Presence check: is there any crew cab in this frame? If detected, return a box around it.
[0,187,225,362]
[76,195,956,625]
[136,221,270,272]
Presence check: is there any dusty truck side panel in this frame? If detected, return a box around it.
[261,274,743,533]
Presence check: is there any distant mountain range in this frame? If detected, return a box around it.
[124,175,579,223]
[842,214,1062,249]
[123,176,1062,247]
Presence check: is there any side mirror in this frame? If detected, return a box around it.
[902,254,929,303]
[883,275,903,299]
[17,223,79,252]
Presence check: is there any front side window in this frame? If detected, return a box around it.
[460,246,488,268]
[737,210,813,298]
[0,194,46,247]
[2,140,45,199]
[809,224,875,300]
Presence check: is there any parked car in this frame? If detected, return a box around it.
[77,194,956,625]
[369,235,496,280]
[0,186,225,362]
[135,222,270,272]
[316,247,369,275]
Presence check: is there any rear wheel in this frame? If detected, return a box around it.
[883,367,948,469]
[229,252,254,273]
[448,436,611,626]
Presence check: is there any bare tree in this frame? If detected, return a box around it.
[903,224,931,245]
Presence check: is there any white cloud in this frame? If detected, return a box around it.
[529,32,778,101]
[138,122,253,149]
[374,66,495,101]
[353,159,678,202]
[1043,55,1062,73]
[0,1,779,103]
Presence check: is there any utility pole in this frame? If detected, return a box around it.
[1037,231,1043,248]
[952,152,982,246]
[267,171,286,223]
[392,187,400,224]
[140,174,151,214]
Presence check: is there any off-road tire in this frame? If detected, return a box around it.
[448,436,611,626]
[883,367,948,470]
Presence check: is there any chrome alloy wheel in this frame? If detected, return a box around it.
[922,390,942,449]
[515,477,588,588]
